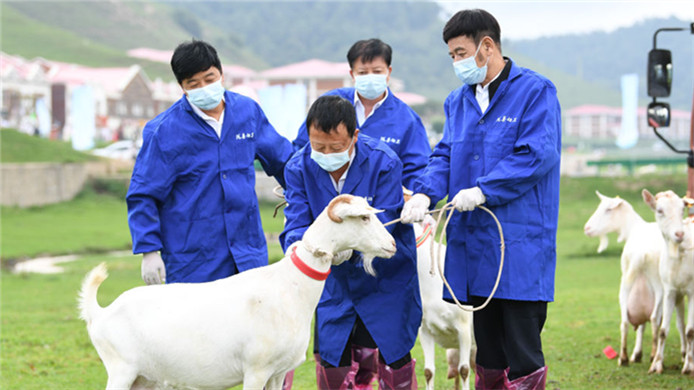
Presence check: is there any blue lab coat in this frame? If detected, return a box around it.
[127,91,293,283]
[413,60,561,302]
[293,88,430,190]
[280,135,422,366]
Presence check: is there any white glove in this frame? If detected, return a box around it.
[334,249,353,263]
[422,214,437,228]
[400,193,431,224]
[142,251,166,285]
[452,187,486,212]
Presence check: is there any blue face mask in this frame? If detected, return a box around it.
[186,79,225,110]
[354,74,388,100]
[310,138,354,172]
[453,40,489,85]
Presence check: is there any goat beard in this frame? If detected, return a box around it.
[361,254,377,277]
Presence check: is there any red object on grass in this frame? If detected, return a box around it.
[603,345,617,359]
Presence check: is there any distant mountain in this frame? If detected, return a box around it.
[506,17,693,109]
[0,1,267,80]
[2,1,691,110]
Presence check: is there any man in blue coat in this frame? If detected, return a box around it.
[281,95,421,390]
[127,40,293,284]
[293,38,430,191]
[401,9,561,390]
[293,38,430,388]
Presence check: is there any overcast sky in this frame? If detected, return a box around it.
[437,1,694,40]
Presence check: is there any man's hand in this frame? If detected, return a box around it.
[400,193,431,224]
[142,252,166,285]
[452,187,486,212]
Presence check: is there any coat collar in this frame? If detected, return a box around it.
[462,58,520,115]
[180,91,235,140]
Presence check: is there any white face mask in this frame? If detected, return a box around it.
[185,79,225,110]
[354,74,388,100]
[310,137,354,172]
[453,40,489,85]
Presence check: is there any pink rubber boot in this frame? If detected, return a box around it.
[506,366,548,390]
[377,359,417,390]
[316,360,359,390]
[351,346,379,389]
[475,366,509,390]
[281,370,294,390]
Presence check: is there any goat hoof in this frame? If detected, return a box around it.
[630,351,642,363]
[618,357,628,367]
[648,363,663,374]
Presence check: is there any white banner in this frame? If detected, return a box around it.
[616,73,639,149]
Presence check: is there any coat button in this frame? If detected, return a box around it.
[479,119,484,124]
[473,155,480,161]
[223,174,227,179]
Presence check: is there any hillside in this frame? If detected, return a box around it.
[1,1,691,109]
[0,129,97,163]
[508,17,693,109]
[1,1,267,80]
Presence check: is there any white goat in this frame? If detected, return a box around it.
[643,189,694,375]
[79,194,396,390]
[415,220,475,390]
[583,190,670,365]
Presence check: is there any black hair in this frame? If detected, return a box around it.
[442,9,501,49]
[170,40,223,85]
[346,39,392,68]
[306,96,357,137]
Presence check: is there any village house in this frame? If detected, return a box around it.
[563,104,691,141]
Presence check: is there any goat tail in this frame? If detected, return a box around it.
[78,262,108,324]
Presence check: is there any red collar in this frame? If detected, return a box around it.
[291,246,331,281]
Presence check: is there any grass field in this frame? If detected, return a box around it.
[1,173,693,389]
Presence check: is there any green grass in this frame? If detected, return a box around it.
[1,186,131,261]
[1,129,98,163]
[2,174,693,388]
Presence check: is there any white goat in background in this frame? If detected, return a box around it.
[643,189,694,375]
[415,218,475,390]
[583,190,669,366]
[79,194,396,390]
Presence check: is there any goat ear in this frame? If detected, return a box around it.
[596,190,606,200]
[606,197,624,211]
[327,194,354,223]
[642,189,656,210]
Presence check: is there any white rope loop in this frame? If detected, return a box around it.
[431,202,505,312]
[278,188,505,312]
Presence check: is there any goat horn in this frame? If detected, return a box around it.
[327,194,353,223]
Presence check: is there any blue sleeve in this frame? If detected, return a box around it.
[126,132,175,254]
[374,158,406,233]
[279,160,313,251]
[399,112,431,191]
[293,120,310,152]
[477,84,561,205]
[412,99,453,205]
[253,103,294,188]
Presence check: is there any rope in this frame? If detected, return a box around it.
[275,186,505,312]
[385,202,505,312]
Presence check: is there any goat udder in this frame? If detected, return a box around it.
[627,275,654,328]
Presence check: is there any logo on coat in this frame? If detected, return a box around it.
[496,115,517,123]
[235,132,255,140]
[380,136,401,145]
